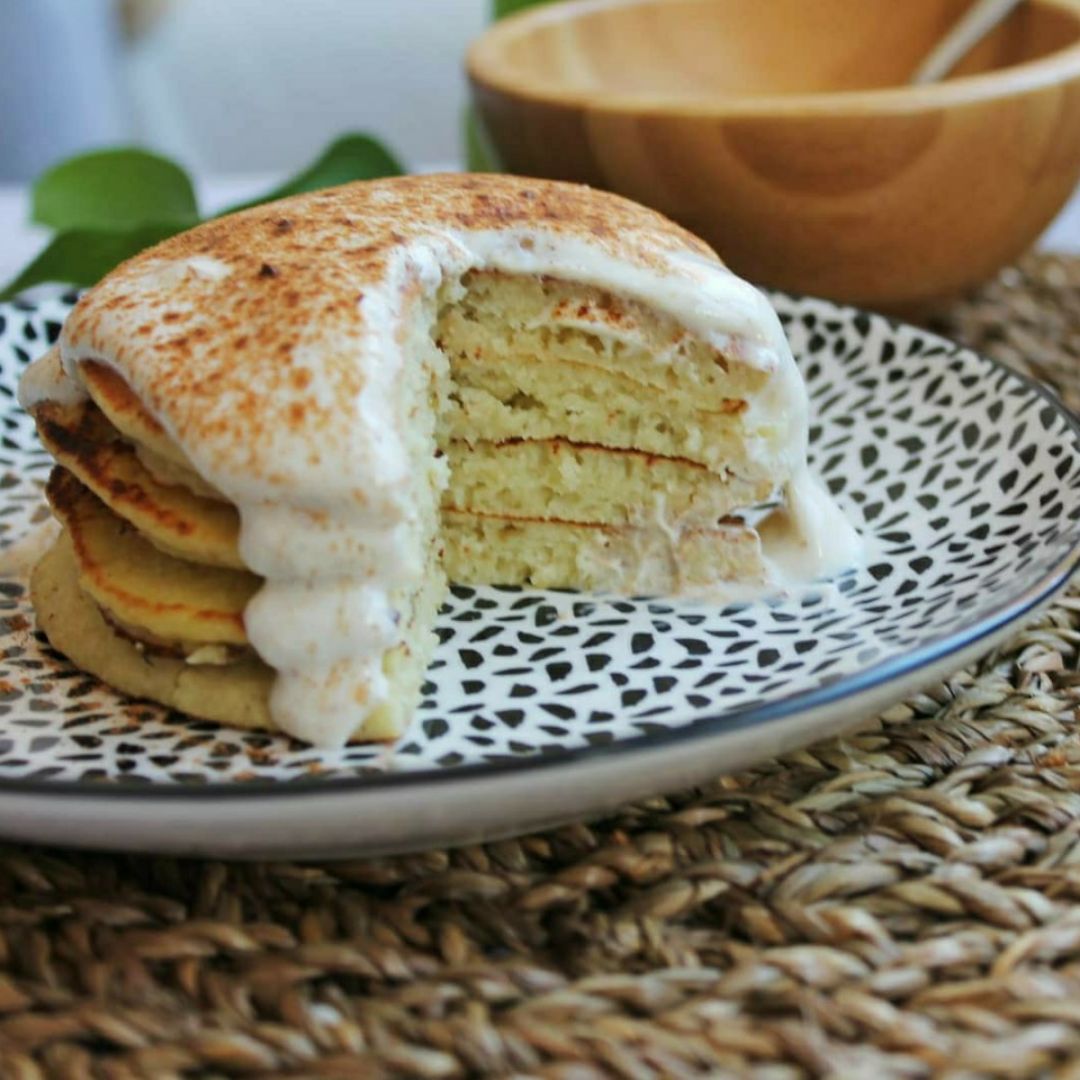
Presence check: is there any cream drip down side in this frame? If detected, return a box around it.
[19,175,860,747]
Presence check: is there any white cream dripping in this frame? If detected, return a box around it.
[19,231,861,748]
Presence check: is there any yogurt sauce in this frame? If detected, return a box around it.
[20,225,861,747]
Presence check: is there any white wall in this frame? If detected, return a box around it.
[126,0,488,174]
[0,0,130,180]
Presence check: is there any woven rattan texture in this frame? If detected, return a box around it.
[3,254,1080,1079]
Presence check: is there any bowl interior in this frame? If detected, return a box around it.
[488,0,1080,99]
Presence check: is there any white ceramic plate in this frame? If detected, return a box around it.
[0,290,1076,858]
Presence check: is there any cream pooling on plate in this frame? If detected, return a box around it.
[19,174,858,747]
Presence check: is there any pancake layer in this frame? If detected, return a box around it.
[31,534,422,740]
[45,466,257,649]
[442,512,763,593]
[36,400,242,568]
[445,439,767,526]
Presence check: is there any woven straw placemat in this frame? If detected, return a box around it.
[3,254,1080,1079]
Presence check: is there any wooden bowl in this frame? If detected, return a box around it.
[468,0,1080,310]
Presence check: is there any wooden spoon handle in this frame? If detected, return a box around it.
[910,0,1025,84]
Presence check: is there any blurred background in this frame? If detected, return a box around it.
[1,0,485,181]
[2,0,1079,295]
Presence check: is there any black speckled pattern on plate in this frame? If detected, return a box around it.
[0,290,1077,785]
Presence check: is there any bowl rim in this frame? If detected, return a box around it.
[468,0,1080,116]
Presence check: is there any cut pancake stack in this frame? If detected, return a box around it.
[33,364,277,732]
[21,174,832,746]
[440,270,774,591]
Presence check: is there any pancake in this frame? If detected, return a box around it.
[32,530,274,728]
[81,361,187,470]
[35,399,242,569]
[444,438,770,526]
[20,173,859,746]
[80,360,224,499]
[45,466,257,648]
[439,271,774,478]
[30,534,419,740]
[442,511,763,593]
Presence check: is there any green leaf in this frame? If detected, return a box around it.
[219,134,405,216]
[0,224,183,301]
[32,149,199,232]
[464,109,503,172]
[493,0,562,19]
[6,133,406,298]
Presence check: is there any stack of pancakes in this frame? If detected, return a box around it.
[32,362,279,731]
[21,174,818,746]
[439,270,775,591]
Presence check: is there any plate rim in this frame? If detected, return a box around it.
[2,296,1078,802]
